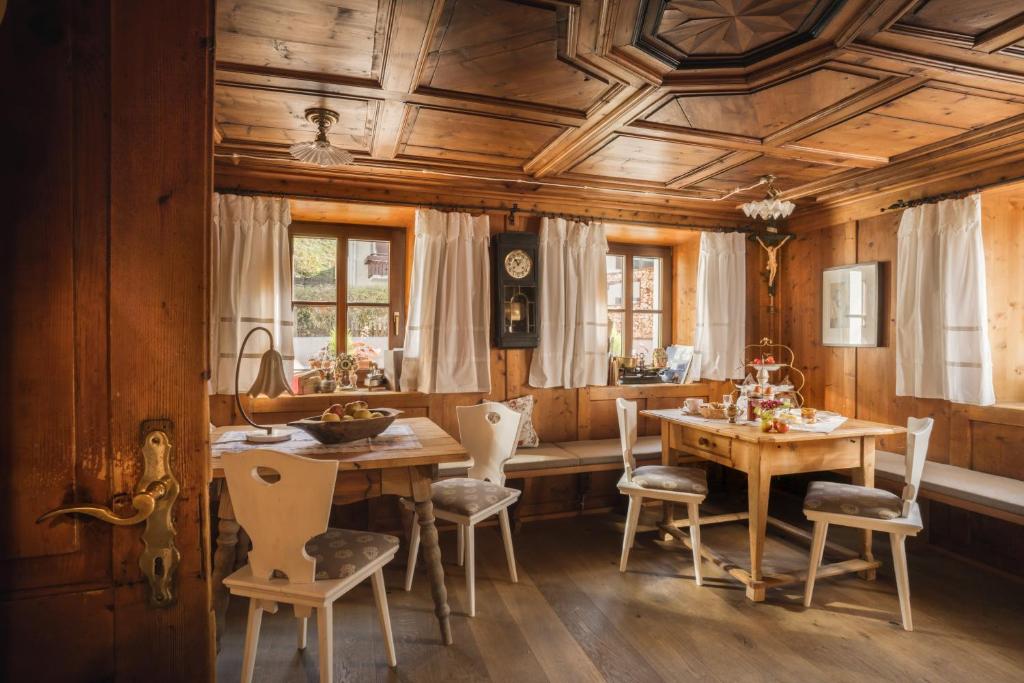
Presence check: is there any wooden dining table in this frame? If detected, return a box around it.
[209,417,467,646]
[642,409,904,601]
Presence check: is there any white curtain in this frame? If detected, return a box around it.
[529,218,609,388]
[896,195,994,405]
[402,209,491,393]
[694,232,746,381]
[209,193,293,394]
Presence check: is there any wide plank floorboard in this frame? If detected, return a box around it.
[216,514,1024,682]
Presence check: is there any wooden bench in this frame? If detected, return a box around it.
[874,450,1024,526]
[438,435,706,523]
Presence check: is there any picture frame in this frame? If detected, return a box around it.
[685,351,703,383]
[821,262,881,347]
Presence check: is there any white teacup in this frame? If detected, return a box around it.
[683,398,704,414]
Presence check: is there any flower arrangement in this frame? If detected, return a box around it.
[755,399,783,417]
[755,399,791,433]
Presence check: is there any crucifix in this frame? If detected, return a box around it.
[756,234,791,299]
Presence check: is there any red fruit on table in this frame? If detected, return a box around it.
[773,420,790,434]
[326,403,345,417]
[753,358,762,365]
[766,355,776,364]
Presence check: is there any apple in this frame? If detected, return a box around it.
[773,420,790,434]
[321,411,342,422]
[765,355,776,364]
[752,358,762,365]
[326,403,345,417]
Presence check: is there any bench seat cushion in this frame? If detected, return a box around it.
[875,450,1024,519]
[556,435,662,465]
[438,443,579,478]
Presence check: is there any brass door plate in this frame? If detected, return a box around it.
[138,421,181,607]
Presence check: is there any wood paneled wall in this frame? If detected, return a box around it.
[211,206,756,441]
[778,186,1024,574]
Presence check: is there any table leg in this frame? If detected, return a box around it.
[852,437,877,580]
[411,466,453,645]
[746,452,771,602]
[660,426,675,540]
[211,482,240,650]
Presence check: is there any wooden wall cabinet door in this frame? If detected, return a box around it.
[0,1,214,680]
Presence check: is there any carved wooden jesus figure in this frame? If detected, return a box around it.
[756,235,791,297]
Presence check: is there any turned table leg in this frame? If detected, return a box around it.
[661,426,675,539]
[853,437,877,580]
[211,481,240,650]
[411,465,453,645]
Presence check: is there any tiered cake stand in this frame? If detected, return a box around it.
[732,338,805,407]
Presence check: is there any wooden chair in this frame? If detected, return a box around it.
[803,416,935,631]
[222,449,399,683]
[404,402,523,617]
[616,398,708,584]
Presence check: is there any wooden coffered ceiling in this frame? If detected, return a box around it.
[214,0,1024,223]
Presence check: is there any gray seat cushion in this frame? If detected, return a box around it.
[431,478,518,516]
[557,435,662,465]
[304,528,399,580]
[505,443,578,472]
[804,481,902,520]
[874,450,1024,519]
[629,465,708,495]
[438,443,578,478]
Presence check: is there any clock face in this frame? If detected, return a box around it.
[504,249,532,279]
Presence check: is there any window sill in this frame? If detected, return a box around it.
[252,389,431,412]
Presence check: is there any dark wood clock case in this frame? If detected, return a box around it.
[491,231,539,348]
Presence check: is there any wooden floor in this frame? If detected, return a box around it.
[216,511,1024,682]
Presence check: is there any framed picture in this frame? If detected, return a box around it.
[822,262,881,347]
[666,345,693,383]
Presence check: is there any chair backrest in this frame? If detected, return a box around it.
[616,398,638,480]
[902,416,934,516]
[222,449,337,584]
[458,402,524,486]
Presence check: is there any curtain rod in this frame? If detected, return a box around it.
[881,175,1024,212]
[213,186,755,233]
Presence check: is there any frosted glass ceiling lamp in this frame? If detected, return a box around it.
[288,108,354,167]
[739,175,796,229]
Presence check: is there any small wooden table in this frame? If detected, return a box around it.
[642,409,904,601]
[209,417,467,645]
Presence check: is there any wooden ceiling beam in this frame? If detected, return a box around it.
[214,163,748,227]
[973,14,1024,55]
[370,0,445,159]
[621,121,884,169]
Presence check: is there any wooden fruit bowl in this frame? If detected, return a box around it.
[288,408,403,444]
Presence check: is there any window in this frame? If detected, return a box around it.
[606,243,671,359]
[290,223,405,372]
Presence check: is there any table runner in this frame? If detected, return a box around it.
[212,423,422,456]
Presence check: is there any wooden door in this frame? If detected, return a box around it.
[0,1,215,680]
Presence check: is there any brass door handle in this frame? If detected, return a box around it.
[37,478,169,526]
[36,426,181,606]
[393,311,401,336]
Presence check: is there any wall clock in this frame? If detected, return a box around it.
[492,233,540,348]
[504,249,533,279]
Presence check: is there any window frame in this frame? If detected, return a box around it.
[607,242,673,358]
[289,221,407,362]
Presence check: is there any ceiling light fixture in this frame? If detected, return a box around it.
[739,175,795,228]
[289,108,354,167]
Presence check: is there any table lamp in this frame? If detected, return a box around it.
[235,326,294,443]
